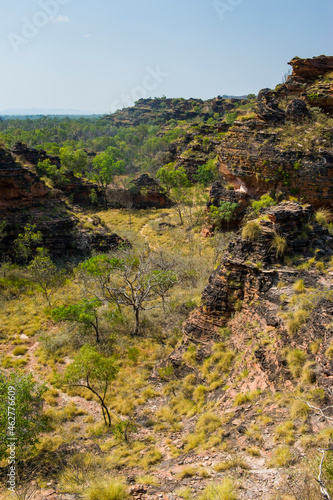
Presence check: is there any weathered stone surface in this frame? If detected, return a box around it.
[216,128,333,209]
[0,146,51,208]
[207,181,250,230]
[0,146,127,259]
[256,88,285,123]
[288,55,333,81]
[107,174,172,209]
[12,141,60,168]
[285,99,308,120]
[160,203,333,392]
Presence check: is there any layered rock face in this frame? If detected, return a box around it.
[12,141,61,168]
[107,174,172,209]
[215,126,333,208]
[0,147,51,208]
[0,146,126,259]
[166,203,333,392]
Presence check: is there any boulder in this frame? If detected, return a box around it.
[285,99,308,120]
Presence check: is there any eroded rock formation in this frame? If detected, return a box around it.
[107,174,172,209]
[158,203,333,393]
[0,146,126,259]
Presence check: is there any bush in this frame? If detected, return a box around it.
[286,349,307,378]
[84,479,128,500]
[198,478,237,500]
[242,221,262,241]
[287,308,310,335]
[270,232,287,257]
[325,342,333,360]
[196,412,222,435]
[12,346,28,356]
[315,208,333,227]
[252,194,276,212]
[293,279,306,293]
[268,445,292,467]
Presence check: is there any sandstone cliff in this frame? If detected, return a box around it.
[159,203,333,396]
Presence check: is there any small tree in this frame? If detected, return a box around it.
[59,147,89,175]
[209,201,239,228]
[14,224,42,263]
[194,160,219,187]
[156,163,190,194]
[28,248,64,306]
[79,249,177,335]
[0,370,47,460]
[64,345,118,426]
[90,148,125,206]
[51,299,102,343]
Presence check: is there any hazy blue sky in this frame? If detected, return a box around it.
[0,0,332,114]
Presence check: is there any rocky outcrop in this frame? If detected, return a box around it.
[12,141,60,168]
[206,181,250,230]
[58,170,104,206]
[288,55,333,81]
[256,88,285,123]
[0,146,127,260]
[160,203,333,392]
[0,146,51,208]
[285,98,309,120]
[107,174,172,209]
[216,125,333,209]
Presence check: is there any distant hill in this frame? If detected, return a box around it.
[0,108,96,116]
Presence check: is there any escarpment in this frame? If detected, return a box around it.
[159,202,333,394]
[0,145,127,260]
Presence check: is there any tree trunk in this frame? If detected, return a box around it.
[133,307,140,336]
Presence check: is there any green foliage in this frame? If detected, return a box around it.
[242,221,262,241]
[198,478,237,500]
[12,346,28,356]
[209,201,239,227]
[194,159,219,186]
[90,147,125,196]
[156,164,190,193]
[286,349,307,378]
[14,224,42,263]
[28,247,64,305]
[0,370,47,459]
[64,345,118,426]
[225,112,238,125]
[84,479,129,500]
[78,249,177,335]
[89,188,98,205]
[252,194,276,212]
[59,147,89,175]
[51,299,102,342]
[315,208,333,227]
[37,159,67,184]
[269,232,287,257]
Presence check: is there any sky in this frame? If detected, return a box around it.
[0,0,332,114]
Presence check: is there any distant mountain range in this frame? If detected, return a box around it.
[0,108,97,116]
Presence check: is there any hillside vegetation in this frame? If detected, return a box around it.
[0,55,333,500]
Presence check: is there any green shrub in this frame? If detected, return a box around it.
[198,478,237,500]
[293,279,306,293]
[315,208,333,227]
[269,232,287,257]
[286,349,307,378]
[252,194,276,212]
[286,308,310,335]
[242,221,262,241]
[325,342,333,360]
[84,479,128,500]
[141,447,162,469]
[12,346,28,356]
[268,445,292,467]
